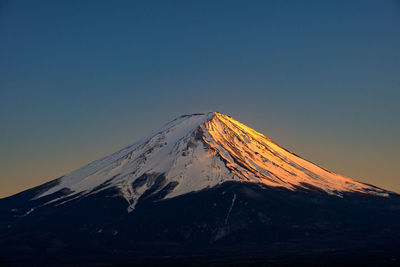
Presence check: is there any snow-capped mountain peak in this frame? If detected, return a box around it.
[35,111,388,211]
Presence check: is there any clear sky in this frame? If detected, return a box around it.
[1,0,399,197]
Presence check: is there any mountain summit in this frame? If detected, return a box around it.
[35,111,387,212]
[1,112,399,264]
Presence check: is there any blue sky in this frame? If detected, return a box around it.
[1,0,399,196]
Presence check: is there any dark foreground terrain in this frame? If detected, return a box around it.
[1,181,399,265]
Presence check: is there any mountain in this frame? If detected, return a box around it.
[1,111,399,265]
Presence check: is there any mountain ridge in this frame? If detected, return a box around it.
[4,111,391,214]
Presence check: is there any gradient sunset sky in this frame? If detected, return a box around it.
[1,0,399,197]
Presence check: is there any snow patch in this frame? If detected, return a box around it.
[31,111,389,212]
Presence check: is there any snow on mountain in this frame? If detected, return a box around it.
[35,111,388,212]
